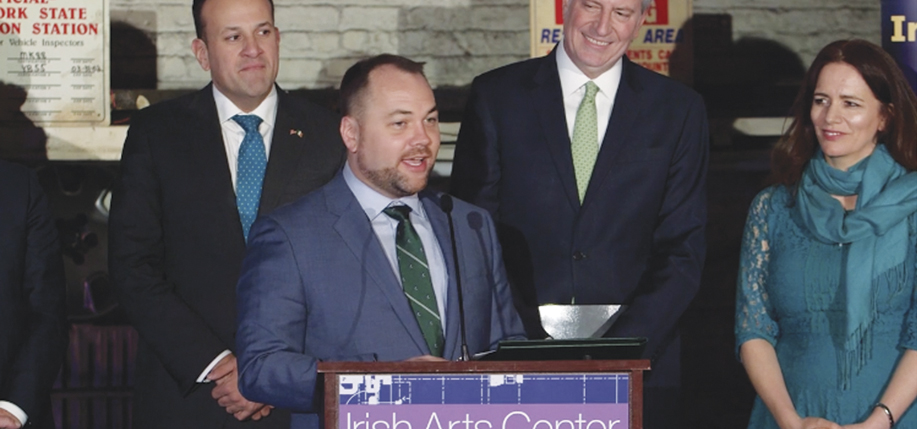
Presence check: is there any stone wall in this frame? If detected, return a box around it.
[110,0,882,90]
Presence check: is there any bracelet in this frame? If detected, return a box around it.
[874,402,895,428]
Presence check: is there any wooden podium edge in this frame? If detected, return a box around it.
[320,359,650,429]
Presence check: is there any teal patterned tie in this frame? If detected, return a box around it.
[233,114,267,243]
[383,205,444,357]
[571,81,600,203]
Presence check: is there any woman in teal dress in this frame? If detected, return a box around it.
[736,39,917,429]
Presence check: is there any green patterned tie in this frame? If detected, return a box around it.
[383,205,444,357]
[571,81,600,203]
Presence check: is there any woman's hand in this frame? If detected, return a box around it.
[793,417,842,429]
[841,408,893,429]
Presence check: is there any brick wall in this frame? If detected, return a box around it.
[694,0,881,68]
[110,0,882,90]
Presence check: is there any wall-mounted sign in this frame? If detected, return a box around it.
[529,0,692,81]
[882,0,917,93]
[1,0,110,125]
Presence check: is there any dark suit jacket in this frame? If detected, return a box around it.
[0,160,67,429]
[451,51,708,389]
[109,84,345,428]
[236,172,526,429]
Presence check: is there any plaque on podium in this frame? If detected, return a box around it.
[319,360,650,429]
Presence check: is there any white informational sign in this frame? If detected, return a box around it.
[529,0,692,80]
[1,0,110,126]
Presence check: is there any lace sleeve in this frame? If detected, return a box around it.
[900,214,917,350]
[735,188,780,358]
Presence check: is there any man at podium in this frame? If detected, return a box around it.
[235,54,526,429]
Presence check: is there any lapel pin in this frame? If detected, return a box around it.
[290,129,303,138]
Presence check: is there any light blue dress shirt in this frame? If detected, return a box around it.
[343,163,449,332]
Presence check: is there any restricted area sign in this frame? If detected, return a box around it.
[529,0,692,79]
[1,0,110,125]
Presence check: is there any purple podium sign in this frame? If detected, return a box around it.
[337,374,630,429]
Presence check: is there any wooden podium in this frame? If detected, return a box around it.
[318,360,650,429]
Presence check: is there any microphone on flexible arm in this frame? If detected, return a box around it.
[439,194,471,361]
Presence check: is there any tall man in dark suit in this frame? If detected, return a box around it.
[235,55,525,429]
[0,160,67,429]
[108,0,344,426]
[451,0,708,427]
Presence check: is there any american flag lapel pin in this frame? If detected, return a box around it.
[290,129,303,138]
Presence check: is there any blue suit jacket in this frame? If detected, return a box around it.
[451,51,708,390]
[236,172,525,429]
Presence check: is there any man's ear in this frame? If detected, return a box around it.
[192,38,210,72]
[340,116,360,153]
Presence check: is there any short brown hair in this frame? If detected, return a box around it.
[339,54,427,117]
[192,0,275,40]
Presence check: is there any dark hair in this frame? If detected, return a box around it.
[339,54,427,116]
[771,39,917,188]
[193,0,275,40]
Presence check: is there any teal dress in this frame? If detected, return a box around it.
[735,186,917,427]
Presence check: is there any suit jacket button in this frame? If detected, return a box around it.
[572,251,586,261]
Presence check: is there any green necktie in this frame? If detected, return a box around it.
[383,205,445,357]
[571,81,600,203]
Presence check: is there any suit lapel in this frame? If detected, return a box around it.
[186,85,247,247]
[420,192,461,359]
[260,88,308,214]
[531,50,581,211]
[584,58,643,208]
[325,175,428,354]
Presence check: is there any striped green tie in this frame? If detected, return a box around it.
[571,81,600,203]
[383,205,444,357]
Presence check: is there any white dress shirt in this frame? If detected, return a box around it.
[556,41,623,147]
[343,163,449,331]
[213,85,279,191]
[197,85,279,384]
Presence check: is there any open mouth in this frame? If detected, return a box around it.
[402,157,429,169]
[585,35,611,46]
[404,157,424,166]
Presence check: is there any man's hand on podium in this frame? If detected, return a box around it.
[208,353,272,421]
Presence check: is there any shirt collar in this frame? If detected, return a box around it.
[212,84,279,129]
[556,41,623,100]
[343,162,425,221]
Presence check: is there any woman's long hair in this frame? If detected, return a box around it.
[770,39,917,189]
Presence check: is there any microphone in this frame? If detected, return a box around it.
[440,194,471,361]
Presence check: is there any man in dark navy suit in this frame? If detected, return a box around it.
[0,160,67,429]
[451,0,709,427]
[108,0,344,427]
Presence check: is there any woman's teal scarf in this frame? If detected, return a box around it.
[795,144,917,386]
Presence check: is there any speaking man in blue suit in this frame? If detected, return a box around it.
[451,0,709,427]
[235,54,526,429]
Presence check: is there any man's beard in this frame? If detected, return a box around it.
[356,151,431,198]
